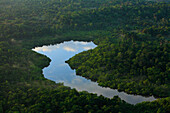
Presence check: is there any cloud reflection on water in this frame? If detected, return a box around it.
[33,44,60,52]
[33,41,156,105]
[63,46,77,52]
[33,40,93,52]
[62,75,156,104]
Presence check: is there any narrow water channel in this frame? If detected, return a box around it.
[32,40,156,104]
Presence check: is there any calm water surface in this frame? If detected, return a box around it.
[33,41,156,104]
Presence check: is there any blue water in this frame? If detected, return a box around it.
[33,40,156,104]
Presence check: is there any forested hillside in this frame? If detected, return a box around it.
[0,0,169,112]
[66,0,170,97]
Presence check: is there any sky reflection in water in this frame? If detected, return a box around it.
[33,41,156,104]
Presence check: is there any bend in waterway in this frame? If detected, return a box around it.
[32,40,156,105]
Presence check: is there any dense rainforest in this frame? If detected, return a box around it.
[0,0,169,112]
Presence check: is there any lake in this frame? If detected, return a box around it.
[32,40,156,104]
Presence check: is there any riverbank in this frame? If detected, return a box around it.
[0,0,169,112]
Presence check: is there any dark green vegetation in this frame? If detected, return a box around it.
[0,0,169,112]
[67,34,170,97]
[66,0,170,97]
